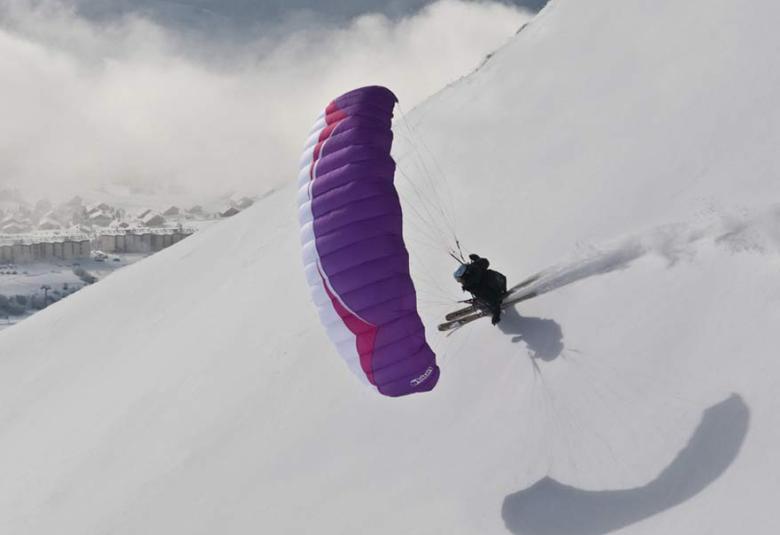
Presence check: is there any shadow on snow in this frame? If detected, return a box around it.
[497,307,564,362]
[501,394,750,535]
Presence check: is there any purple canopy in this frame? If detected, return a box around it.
[297,86,439,397]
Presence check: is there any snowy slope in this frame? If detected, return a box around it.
[2,0,780,534]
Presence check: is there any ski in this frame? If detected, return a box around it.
[445,302,479,321]
[438,310,488,331]
[438,290,540,332]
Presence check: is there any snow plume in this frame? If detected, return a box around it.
[514,206,780,302]
[0,0,530,202]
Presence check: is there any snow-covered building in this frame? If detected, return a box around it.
[41,242,54,258]
[11,244,31,263]
[186,205,205,217]
[38,219,62,231]
[33,199,53,217]
[96,235,116,253]
[37,212,62,231]
[163,206,180,217]
[1,238,93,262]
[88,203,112,214]
[142,212,167,228]
[87,211,114,227]
[0,244,11,262]
[124,234,139,252]
[0,216,33,234]
[62,241,77,260]
[1,222,29,234]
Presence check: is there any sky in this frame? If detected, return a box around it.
[0,0,537,204]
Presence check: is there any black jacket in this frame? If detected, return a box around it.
[459,254,491,294]
[459,254,507,309]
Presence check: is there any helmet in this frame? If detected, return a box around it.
[453,264,467,281]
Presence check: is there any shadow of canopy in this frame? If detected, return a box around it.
[502,394,749,535]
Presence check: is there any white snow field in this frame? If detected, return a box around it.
[2,0,780,533]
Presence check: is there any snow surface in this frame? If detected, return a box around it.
[2,0,780,533]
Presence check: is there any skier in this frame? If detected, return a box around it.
[453,254,508,324]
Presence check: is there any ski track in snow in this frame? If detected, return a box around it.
[510,207,780,304]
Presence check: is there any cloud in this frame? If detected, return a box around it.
[0,0,529,202]
[67,0,546,29]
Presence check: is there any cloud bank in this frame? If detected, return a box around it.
[0,0,530,203]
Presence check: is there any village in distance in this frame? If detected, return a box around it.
[0,187,262,331]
